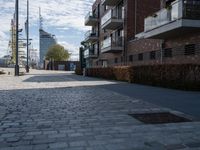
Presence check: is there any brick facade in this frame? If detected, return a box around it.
[126,0,161,40]
[81,0,200,68]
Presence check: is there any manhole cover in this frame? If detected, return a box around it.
[129,112,192,124]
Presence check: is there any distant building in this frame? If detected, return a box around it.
[39,29,57,67]
[9,14,16,62]
[29,49,39,68]
[0,55,11,67]
[44,60,79,71]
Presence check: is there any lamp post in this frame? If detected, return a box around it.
[26,0,29,73]
[15,0,19,76]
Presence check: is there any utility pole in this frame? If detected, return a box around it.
[26,0,29,73]
[15,0,19,76]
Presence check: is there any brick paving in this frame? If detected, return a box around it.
[0,69,200,150]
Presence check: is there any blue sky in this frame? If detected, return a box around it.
[0,0,94,60]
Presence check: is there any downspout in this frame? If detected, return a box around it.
[135,0,137,36]
[123,0,126,66]
[160,40,165,64]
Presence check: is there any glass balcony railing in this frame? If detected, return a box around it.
[84,30,98,40]
[85,11,98,21]
[101,36,123,50]
[85,11,98,26]
[84,46,97,58]
[144,0,200,32]
[84,49,89,58]
[101,0,121,6]
[101,9,122,26]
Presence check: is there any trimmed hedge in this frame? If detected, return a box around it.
[0,70,6,75]
[86,64,200,91]
[86,66,131,81]
[75,68,83,75]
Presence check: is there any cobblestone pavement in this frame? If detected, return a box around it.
[0,69,200,150]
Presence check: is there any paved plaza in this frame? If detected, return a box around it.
[0,69,200,150]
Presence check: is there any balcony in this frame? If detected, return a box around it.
[102,0,122,6]
[101,9,123,30]
[101,36,123,53]
[84,47,98,59]
[84,30,98,43]
[85,11,99,26]
[142,0,200,39]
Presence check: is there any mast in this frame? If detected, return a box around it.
[39,7,43,30]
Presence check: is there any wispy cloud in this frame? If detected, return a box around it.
[0,0,94,59]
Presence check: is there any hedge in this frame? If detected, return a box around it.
[75,68,83,75]
[86,64,200,91]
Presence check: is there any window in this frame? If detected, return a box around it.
[150,51,156,60]
[185,44,195,56]
[164,48,172,58]
[115,58,118,63]
[138,53,143,61]
[121,56,123,62]
[129,55,133,62]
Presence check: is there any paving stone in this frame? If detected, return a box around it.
[49,142,68,149]
[6,137,20,143]
[165,144,187,150]
[1,133,16,138]
[43,130,57,135]
[186,142,200,148]
[27,131,42,136]
[68,133,84,137]
[69,141,88,147]
[48,133,66,138]
[32,144,48,150]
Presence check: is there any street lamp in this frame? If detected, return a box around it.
[15,0,19,76]
[25,0,29,73]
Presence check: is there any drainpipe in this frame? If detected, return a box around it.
[134,0,137,36]
[123,0,127,66]
[160,40,165,64]
[123,1,125,66]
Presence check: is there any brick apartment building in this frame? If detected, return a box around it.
[81,0,200,68]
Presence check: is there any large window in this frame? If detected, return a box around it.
[138,53,143,61]
[115,58,118,64]
[164,48,172,58]
[150,51,156,60]
[184,44,195,56]
[129,55,133,62]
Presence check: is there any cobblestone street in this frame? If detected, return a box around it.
[0,69,200,150]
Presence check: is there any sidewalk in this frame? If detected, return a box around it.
[0,70,200,150]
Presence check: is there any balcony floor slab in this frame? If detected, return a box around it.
[144,19,200,39]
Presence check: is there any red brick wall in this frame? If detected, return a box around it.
[164,32,200,48]
[128,39,161,54]
[126,0,161,40]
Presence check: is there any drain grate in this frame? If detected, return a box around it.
[129,112,192,124]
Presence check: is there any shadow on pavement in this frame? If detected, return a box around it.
[97,83,200,119]
[23,73,103,82]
